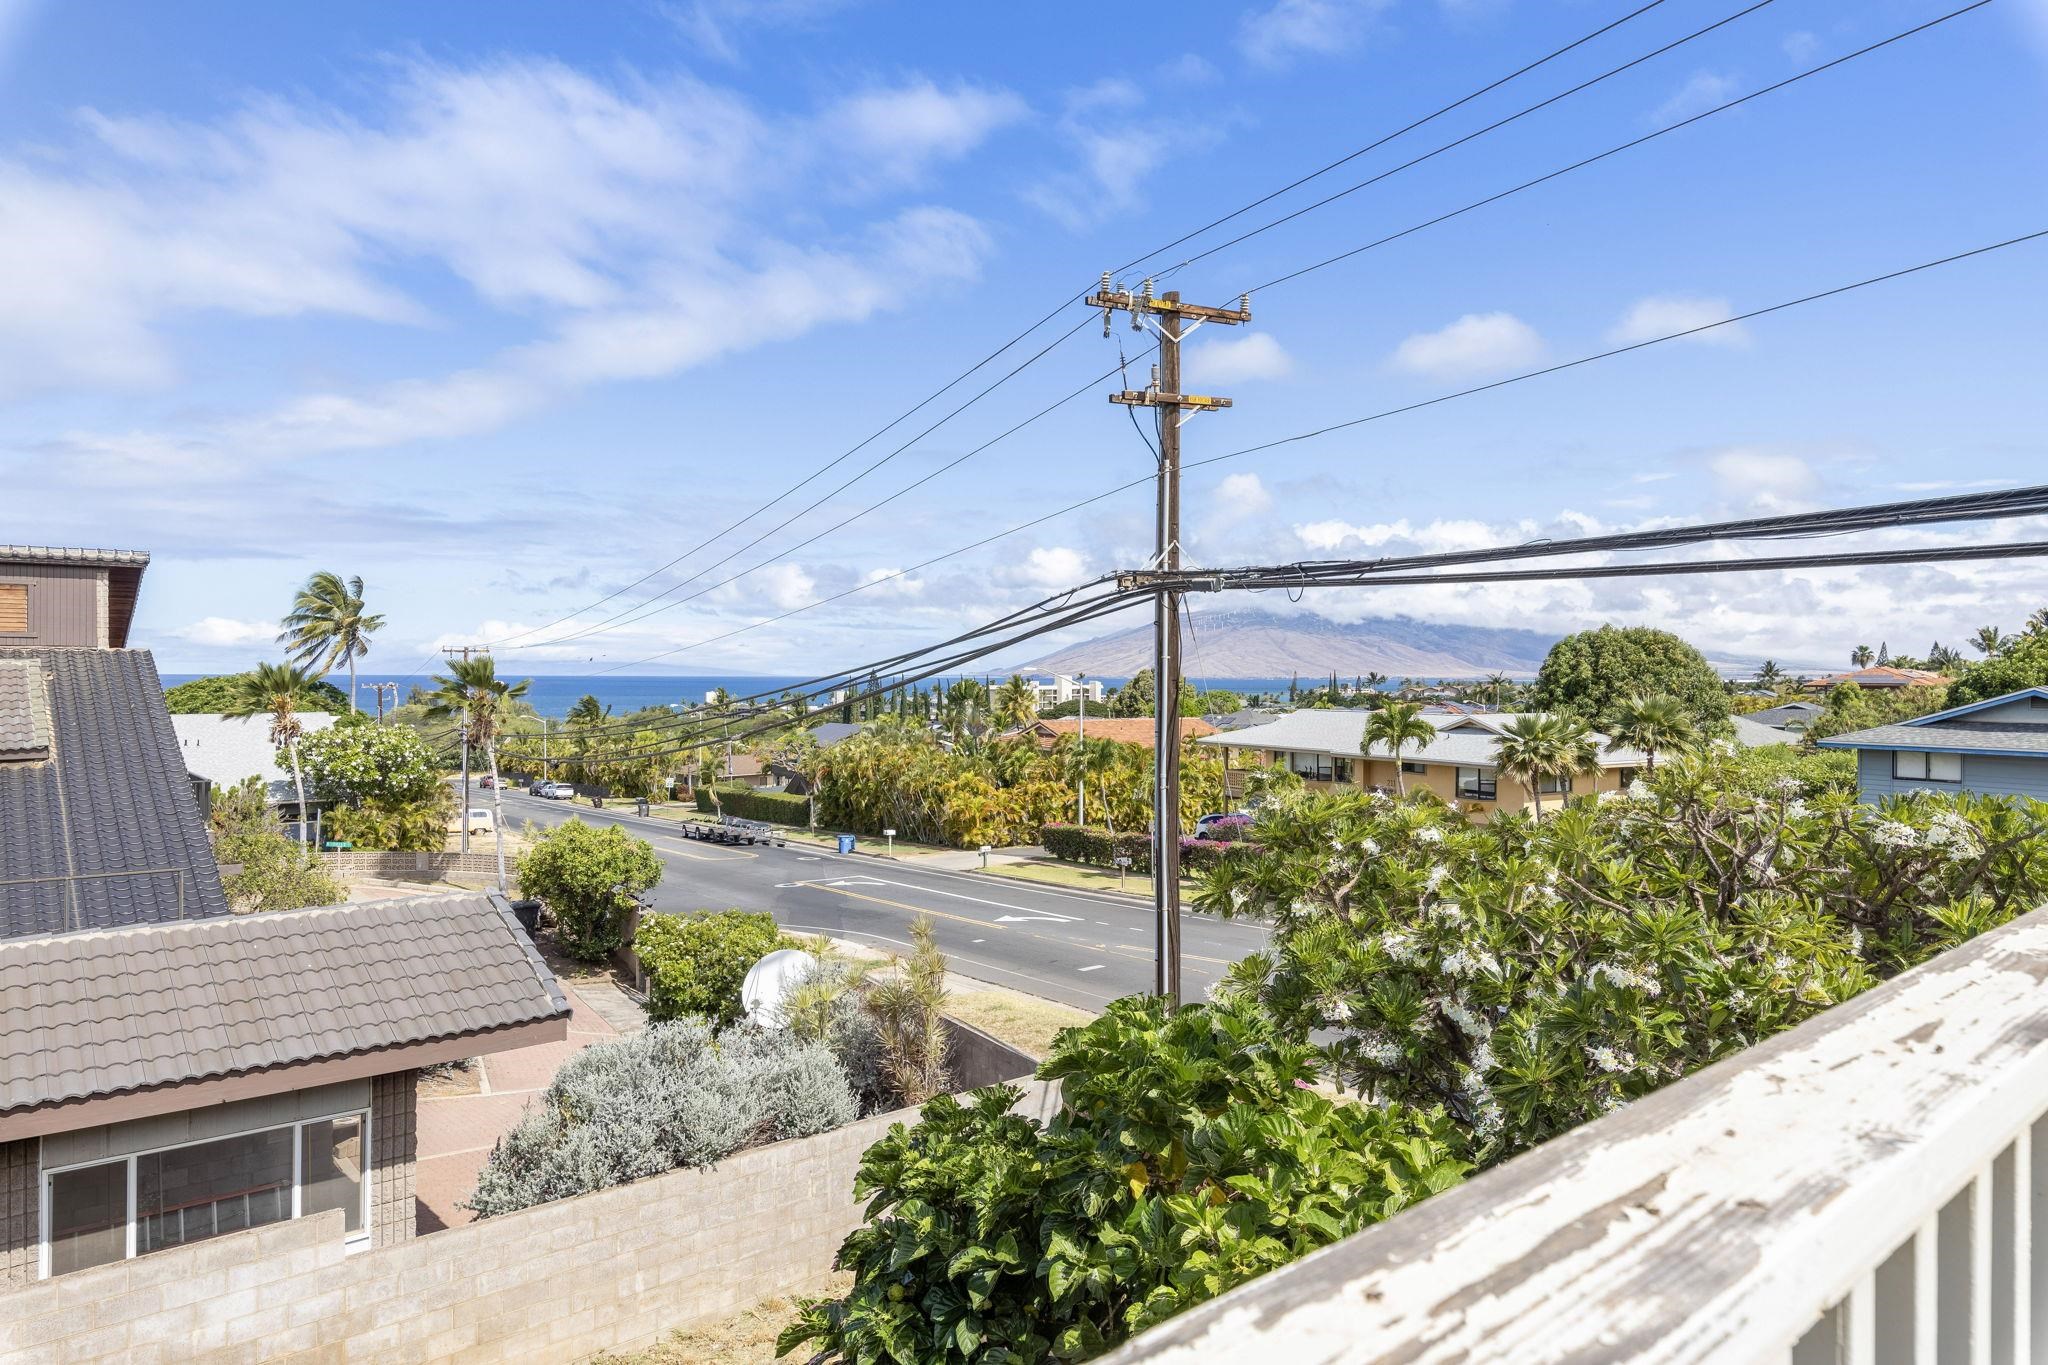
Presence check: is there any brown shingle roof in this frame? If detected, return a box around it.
[0,892,568,1119]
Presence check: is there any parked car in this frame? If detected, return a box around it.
[541,782,576,800]
[479,775,496,789]
[1194,811,1250,837]
[450,807,494,835]
[527,779,550,796]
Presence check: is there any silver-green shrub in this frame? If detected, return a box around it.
[464,1019,856,1217]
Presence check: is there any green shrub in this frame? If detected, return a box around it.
[694,784,813,824]
[1039,824,1152,872]
[465,1020,855,1218]
[322,791,451,852]
[635,909,792,1025]
[516,820,663,961]
[218,828,346,913]
[1723,742,1858,796]
[782,997,1468,1363]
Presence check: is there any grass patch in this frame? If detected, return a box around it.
[596,1275,850,1365]
[947,989,1097,1060]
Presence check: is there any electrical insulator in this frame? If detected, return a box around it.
[1134,277,1153,331]
[1101,272,1114,337]
[1239,293,1251,317]
[1150,364,1160,392]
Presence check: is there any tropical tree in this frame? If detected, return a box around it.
[991,675,1038,732]
[1493,713,1599,818]
[223,662,328,846]
[694,743,727,815]
[1483,672,1511,709]
[1757,659,1784,688]
[1973,626,2008,657]
[1531,625,1727,731]
[278,572,385,713]
[1607,693,1699,773]
[2030,608,2048,637]
[1851,644,1875,669]
[1363,700,1435,796]
[425,656,532,892]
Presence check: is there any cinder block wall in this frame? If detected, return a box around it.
[0,1078,1059,1364]
[371,1070,417,1247]
[0,1139,33,1286]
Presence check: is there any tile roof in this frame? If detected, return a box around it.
[1729,716,1796,749]
[1803,666,1951,690]
[1816,721,2048,756]
[0,545,150,568]
[172,712,336,801]
[0,648,229,940]
[0,892,569,1119]
[1026,716,1219,748]
[1198,709,1646,768]
[0,659,52,759]
[1748,701,1825,728]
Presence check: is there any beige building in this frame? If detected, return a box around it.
[1199,708,1647,819]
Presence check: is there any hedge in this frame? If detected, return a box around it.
[1040,824,1263,875]
[634,909,795,1026]
[694,783,813,825]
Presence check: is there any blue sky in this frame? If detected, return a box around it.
[4,0,2046,677]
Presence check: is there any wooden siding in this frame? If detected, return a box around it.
[1940,695,2048,726]
[1858,748,2048,803]
[0,565,105,647]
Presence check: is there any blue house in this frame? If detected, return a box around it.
[1816,687,2048,802]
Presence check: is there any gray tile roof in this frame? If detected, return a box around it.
[0,892,570,1118]
[1730,716,1796,749]
[1198,709,1645,768]
[0,660,51,759]
[1749,701,1824,728]
[1817,721,2048,756]
[0,649,229,939]
[809,722,865,748]
[0,545,150,568]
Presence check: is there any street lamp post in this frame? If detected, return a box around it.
[1077,673,1087,826]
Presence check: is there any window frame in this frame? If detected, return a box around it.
[0,582,27,635]
[1892,750,1961,784]
[1454,767,1497,801]
[38,1106,372,1279]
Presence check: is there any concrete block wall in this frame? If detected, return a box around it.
[0,1140,31,1286]
[317,850,502,880]
[0,1077,1060,1363]
[370,1071,417,1248]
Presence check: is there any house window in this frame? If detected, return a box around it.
[1331,757,1352,784]
[1892,751,1962,783]
[1401,761,1427,775]
[0,583,25,634]
[1455,767,1497,801]
[1537,774,1574,795]
[42,1109,370,1278]
[1286,751,1338,781]
[1616,767,1641,787]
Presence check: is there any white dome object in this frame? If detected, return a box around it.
[741,948,818,1029]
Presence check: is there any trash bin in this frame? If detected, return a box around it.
[836,834,856,854]
[636,798,649,817]
[508,900,542,936]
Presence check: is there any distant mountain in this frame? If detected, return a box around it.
[1021,608,1558,679]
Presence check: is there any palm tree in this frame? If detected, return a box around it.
[1363,700,1435,796]
[1757,659,1783,688]
[223,663,327,847]
[1483,672,1511,709]
[694,743,726,816]
[1494,713,1600,819]
[1974,626,2008,657]
[2030,608,2048,637]
[425,656,531,892]
[278,573,385,713]
[992,675,1037,732]
[1850,644,1874,669]
[1607,693,1698,773]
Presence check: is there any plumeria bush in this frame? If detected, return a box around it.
[781,997,1467,1364]
[1200,751,2048,1158]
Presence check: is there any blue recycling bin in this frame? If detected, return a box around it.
[836,834,856,854]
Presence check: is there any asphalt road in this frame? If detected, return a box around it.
[490,791,1270,1010]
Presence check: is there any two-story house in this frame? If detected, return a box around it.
[1815,686,2048,802]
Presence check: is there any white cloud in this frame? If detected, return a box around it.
[1708,447,1819,509]
[1185,332,1292,386]
[1782,31,1820,62]
[755,563,817,610]
[661,0,852,64]
[1654,72,1740,126]
[1207,472,1274,531]
[1022,79,1213,230]
[858,567,925,598]
[1609,295,1749,348]
[170,616,279,648]
[1239,0,1395,68]
[1389,312,1545,379]
[1009,546,1089,591]
[825,80,1027,188]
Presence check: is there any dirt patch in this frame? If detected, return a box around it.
[595,1274,851,1365]
[946,988,1096,1059]
[417,1058,481,1098]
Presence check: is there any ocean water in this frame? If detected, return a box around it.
[161,672,1464,719]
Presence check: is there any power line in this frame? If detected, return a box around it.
[462,0,1722,664]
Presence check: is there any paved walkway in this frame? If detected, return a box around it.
[414,973,641,1233]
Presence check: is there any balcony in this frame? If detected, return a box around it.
[1103,903,2048,1363]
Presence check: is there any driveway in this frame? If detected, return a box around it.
[414,973,639,1232]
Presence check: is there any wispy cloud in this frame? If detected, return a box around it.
[1653,71,1741,126]
[1186,332,1292,386]
[1239,0,1395,69]
[1389,312,1545,378]
[1609,295,1750,348]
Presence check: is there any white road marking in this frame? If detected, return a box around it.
[824,877,888,888]
[869,877,1082,922]
[994,914,1077,924]
[1078,965,1105,973]
[971,938,985,944]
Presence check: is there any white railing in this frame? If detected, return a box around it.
[1102,904,2048,1364]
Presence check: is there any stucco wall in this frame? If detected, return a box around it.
[0,1078,1060,1364]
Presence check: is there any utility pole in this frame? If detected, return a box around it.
[443,646,477,854]
[1076,673,1087,826]
[370,681,399,724]
[1088,274,1250,1004]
